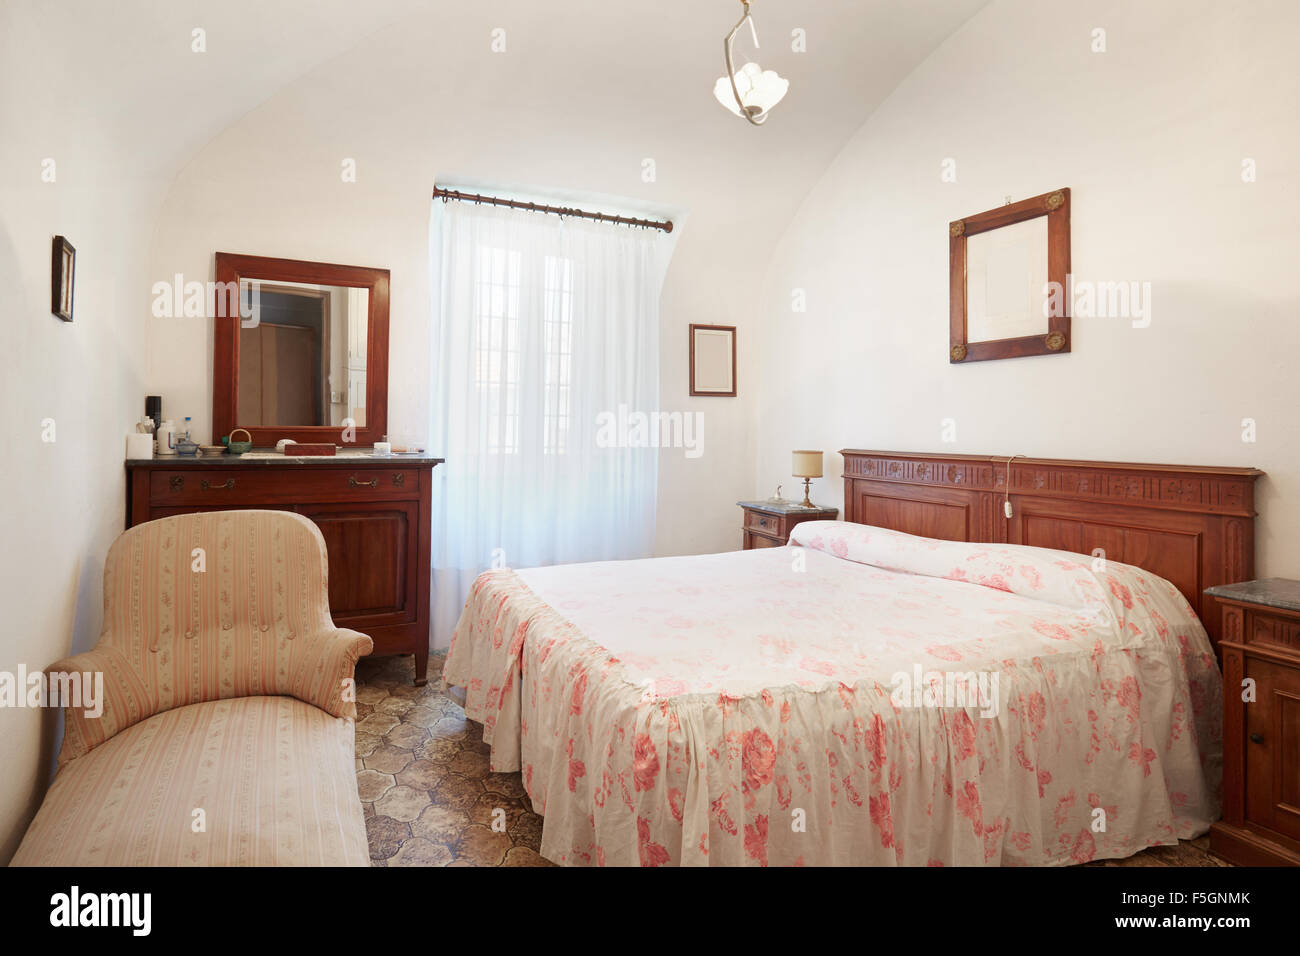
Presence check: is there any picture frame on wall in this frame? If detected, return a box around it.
[51,235,75,322]
[948,188,1070,363]
[689,323,736,396]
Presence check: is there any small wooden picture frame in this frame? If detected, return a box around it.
[949,188,1070,363]
[51,235,75,322]
[689,324,736,396]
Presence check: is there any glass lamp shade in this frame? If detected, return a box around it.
[792,450,823,479]
[713,61,789,119]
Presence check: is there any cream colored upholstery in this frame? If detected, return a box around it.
[12,510,372,866]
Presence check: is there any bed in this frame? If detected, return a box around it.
[443,451,1262,866]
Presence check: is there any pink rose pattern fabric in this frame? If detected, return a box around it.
[443,521,1221,866]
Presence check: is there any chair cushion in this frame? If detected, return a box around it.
[12,695,368,866]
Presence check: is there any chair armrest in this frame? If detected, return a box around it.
[48,645,155,765]
[288,627,374,718]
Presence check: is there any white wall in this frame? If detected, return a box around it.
[754,0,1300,576]
[142,3,983,585]
[145,130,758,575]
[2,1,986,856]
[0,0,451,865]
[0,34,157,864]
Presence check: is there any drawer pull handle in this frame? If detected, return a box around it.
[200,479,235,491]
[758,517,767,526]
[1249,732,1264,744]
[393,473,406,487]
[169,476,184,491]
[349,477,378,489]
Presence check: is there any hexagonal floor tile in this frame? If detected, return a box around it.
[374,785,432,823]
[365,745,415,775]
[388,838,453,867]
[456,824,513,866]
[366,815,410,860]
[412,804,471,845]
[355,769,396,803]
[355,652,553,867]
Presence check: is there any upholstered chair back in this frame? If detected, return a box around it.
[53,510,372,763]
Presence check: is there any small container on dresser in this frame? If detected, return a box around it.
[1205,578,1300,866]
[737,500,838,549]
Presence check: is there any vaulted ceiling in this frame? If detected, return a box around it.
[4,0,989,224]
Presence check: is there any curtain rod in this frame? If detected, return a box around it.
[433,186,673,233]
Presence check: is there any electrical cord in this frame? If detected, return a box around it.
[998,455,1022,519]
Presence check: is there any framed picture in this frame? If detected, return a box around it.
[948,188,1070,363]
[689,323,736,396]
[51,235,75,322]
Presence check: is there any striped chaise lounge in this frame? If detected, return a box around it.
[12,510,372,866]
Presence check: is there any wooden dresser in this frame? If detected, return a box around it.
[737,500,838,549]
[1205,579,1300,866]
[126,454,442,684]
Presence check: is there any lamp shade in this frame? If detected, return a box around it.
[792,449,823,479]
[713,61,789,119]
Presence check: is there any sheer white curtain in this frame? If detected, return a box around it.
[428,199,672,648]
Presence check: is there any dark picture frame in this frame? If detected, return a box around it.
[948,188,1071,363]
[51,235,75,322]
[689,323,737,397]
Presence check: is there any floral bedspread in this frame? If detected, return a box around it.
[443,521,1221,866]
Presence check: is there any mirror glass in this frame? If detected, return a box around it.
[965,216,1048,343]
[237,279,369,427]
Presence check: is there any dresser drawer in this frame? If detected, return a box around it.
[149,468,419,505]
[744,510,785,537]
[744,530,783,549]
[1248,611,1300,660]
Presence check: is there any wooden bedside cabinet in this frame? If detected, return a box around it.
[1205,578,1300,866]
[737,500,838,549]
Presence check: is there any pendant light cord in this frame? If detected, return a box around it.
[724,1,767,126]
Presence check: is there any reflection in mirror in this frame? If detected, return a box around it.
[238,279,368,427]
[965,216,1048,343]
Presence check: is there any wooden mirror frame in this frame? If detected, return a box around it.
[212,252,390,446]
[949,187,1071,364]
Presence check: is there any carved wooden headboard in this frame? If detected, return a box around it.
[840,450,1263,654]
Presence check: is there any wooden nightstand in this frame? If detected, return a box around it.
[1204,578,1300,866]
[737,500,838,549]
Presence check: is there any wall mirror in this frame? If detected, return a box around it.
[948,188,1070,363]
[213,253,389,445]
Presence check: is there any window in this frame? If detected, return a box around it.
[430,196,671,646]
[542,255,573,455]
[472,247,574,456]
[472,247,520,454]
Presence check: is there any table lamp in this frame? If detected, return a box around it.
[792,449,823,508]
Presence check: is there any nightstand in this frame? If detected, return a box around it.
[737,500,838,550]
[1204,578,1300,866]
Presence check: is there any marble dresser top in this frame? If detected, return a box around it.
[127,450,444,467]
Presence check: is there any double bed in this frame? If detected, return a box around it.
[443,450,1262,866]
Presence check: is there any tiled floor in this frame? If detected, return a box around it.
[354,653,551,866]
[355,653,1228,868]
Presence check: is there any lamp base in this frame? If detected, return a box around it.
[800,477,814,509]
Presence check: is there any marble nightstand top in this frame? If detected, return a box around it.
[737,500,838,517]
[1204,578,1300,613]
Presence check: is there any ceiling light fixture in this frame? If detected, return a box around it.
[713,0,788,126]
